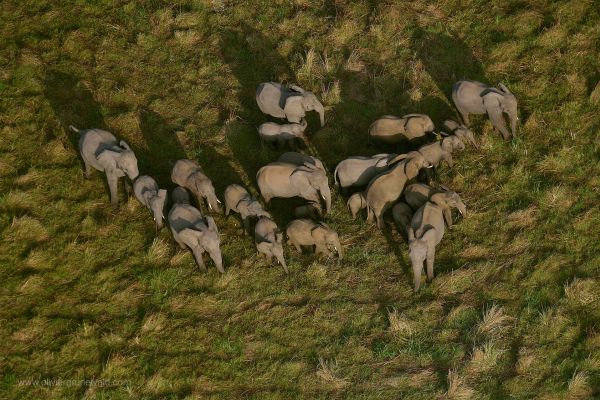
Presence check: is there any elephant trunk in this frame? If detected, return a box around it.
[457,201,467,217]
[334,238,343,260]
[319,183,332,214]
[207,193,222,214]
[315,102,325,127]
[510,112,517,139]
[208,247,224,273]
[274,248,288,274]
[191,247,207,271]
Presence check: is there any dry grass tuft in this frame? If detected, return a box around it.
[316,358,349,389]
[564,278,598,306]
[147,238,171,264]
[387,307,414,340]
[467,341,506,376]
[476,305,512,339]
[141,313,166,333]
[446,369,475,400]
[8,216,49,243]
[567,371,592,400]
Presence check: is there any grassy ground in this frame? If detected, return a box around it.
[1,0,599,398]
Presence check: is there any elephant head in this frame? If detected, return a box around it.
[482,83,518,139]
[97,140,139,180]
[148,189,167,229]
[186,175,222,213]
[444,120,477,147]
[313,224,342,259]
[405,115,434,134]
[247,201,271,219]
[441,136,465,153]
[178,216,223,273]
[290,165,331,214]
[284,88,325,126]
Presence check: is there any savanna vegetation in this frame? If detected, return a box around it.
[1,0,599,398]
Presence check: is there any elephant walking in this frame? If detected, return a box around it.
[171,159,221,214]
[286,219,342,259]
[71,125,139,206]
[255,217,288,273]
[452,81,518,140]
[256,82,325,126]
[133,175,167,230]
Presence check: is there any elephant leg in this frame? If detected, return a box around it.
[243,218,250,236]
[413,261,423,292]
[225,206,230,217]
[459,110,470,127]
[290,239,301,253]
[366,206,374,224]
[83,161,93,179]
[426,248,435,283]
[174,235,187,250]
[124,177,133,198]
[106,172,119,206]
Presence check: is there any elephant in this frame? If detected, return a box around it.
[257,162,331,214]
[224,184,271,234]
[408,201,446,292]
[452,81,518,140]
[392,202,413,239]
[256,82,325,126]
[71,125,139,206]
[416,135,465,169]
[255,217,288,273]
[334,153,397,190]
[133,175,167,230]
[368,114,434,144]
[172,186,191,205]
[404,183,466,228]
[347,192,366,219]
[277,152,326,173]
[294,201,322,220]
[286,219,342,259]
[443,120,477,147]
[258,119,307,148]
[365,152,432,228]
[171,159,221,214]
[168,189,223,273]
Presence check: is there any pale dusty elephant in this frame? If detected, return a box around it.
[368,114,434,144]
[256,162,331,214]
[286,219,342,259]
[257,119,307,148]
[417,135,465,169]
[256,82,325,126]
[404,183,466,227]
[71,126,139,206]
[277,152,326,174]
[452,80,518,140]
[408,201,446,292]
[133,175,167,230]
[334,154,396,190]
[443,120,477,147]
[171,159,221,214]
[168,189,223,273]
[347,192,366,219]
[255,217,288,273]
[224,184,271,234]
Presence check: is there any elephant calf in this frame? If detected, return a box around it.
[404,183,466,228]
[224,184,271,234]
[408,201,446,292]
[71,126,139,206]
[277,152,326,173]
[258,119,307,148]
[347,192,366,219]
[452,80,518,140]
[168,188,223,273]
[443,120,477,147]
[255,217,288,273]
[286,219,342,259]
[369,114,434,144]
[417,135,465,169]
[133,175,167,230]
[256,82,325,126]
[334,154,396,190]
[294,201,322,220]
[171,159,221,214]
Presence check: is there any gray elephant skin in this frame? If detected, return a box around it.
[255,217,288,273]
[452,81,518,140]
[417,135,465,169]
[171,159,221,214]
[258,119,307,148]
[443,120,477,147]
[347,192,366,219]
[133,175,167,229]
[408,201,446,292]
[257,162,332,214]
[277,152,326,173]
[294,201,322,220]
[286,219,342,259]
[71,126,139,206]
[404,184,466,228]
[369,114,434,144]
[334,153,396,190]
[224,184,271,234]
[256,82,325,126]
[168,189,223,273]
[392,202,413,239]
[365,152,431,228]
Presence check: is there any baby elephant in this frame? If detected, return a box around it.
[171,159,221,214]
[286,219,342,259]
[443,120,477,147]
[404,183,466,228]
[224,184,271,234]
[168,188,223,273]
[294,201,322,220]
[408,201,446,292]
[417,136,465,169]
[258,119,307,148]
[71,126,139,206]
[369,114,434,144]
[392,202,413,239]
[133,175,167,230]
[347,192,366,219]
[255,217,288,273]
[334,154,396,191]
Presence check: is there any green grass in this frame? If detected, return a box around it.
[1,0,599,398]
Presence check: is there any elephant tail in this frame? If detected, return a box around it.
[69,125,80,133]
[333,163,340,187]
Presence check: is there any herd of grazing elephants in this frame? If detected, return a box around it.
[70,79,519,292]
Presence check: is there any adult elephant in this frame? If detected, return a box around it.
[256,82,325,126]
[256,162,331,214]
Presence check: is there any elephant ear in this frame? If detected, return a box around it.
[482,91,503,111]
[386,153,410,166]
[96,149,120,171]
[498,83,512,94]
[289,84,305,93]
[119,140,131,150]
[156,189,168,207]
[421,228,437,245]
[179,228,201,248]
[407,227,416,242]
[283,96,305,123]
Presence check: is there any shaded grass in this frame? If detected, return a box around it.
[1,0,599,398]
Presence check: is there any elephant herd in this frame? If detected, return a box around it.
[70,78,518,292]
